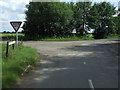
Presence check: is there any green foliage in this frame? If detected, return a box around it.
[104,35,120,39]
[88,2,116,39]
[37,34,119,41]
[114,10,120,35]
[23,2,118,40]
[39,34,94,41]
[2,43,38,88]
[23,2,73,39]
[67,2,92,36]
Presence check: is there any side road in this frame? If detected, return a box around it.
[14,39,119,88]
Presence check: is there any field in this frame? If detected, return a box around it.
[0,33,24,37]
[0,33,120,41]
[2,43,38,88]
[0,33,24,41]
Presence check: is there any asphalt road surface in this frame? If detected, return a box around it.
[14,39,119,88]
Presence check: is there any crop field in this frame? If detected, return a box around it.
[0,33,24,37]
[0,33,24,41]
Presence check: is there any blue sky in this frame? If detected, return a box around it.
[0,0,119,32]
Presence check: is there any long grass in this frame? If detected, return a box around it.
[0,33,24,37]
[2,43,38,88]
[39,34,120,41]
[105,35,120,39]
[0,44,2,89]
[39,34,94,41]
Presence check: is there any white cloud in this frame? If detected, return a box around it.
[92,0,119,2]
[0,0,30,32]
[0,1,9,7]
[11,5,17,11]
[10,0,29,4]
[0,0,119,32]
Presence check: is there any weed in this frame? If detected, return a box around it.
[2,43,38,88]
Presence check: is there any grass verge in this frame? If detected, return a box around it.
[39,35,94,41]
[104,35,120,39]
[39,35,120,41]
[2,43,38,88]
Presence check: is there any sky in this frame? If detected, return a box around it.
[0,0,119,32]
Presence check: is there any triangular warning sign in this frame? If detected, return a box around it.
[10,21,22,32]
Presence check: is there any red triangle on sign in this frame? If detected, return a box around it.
[10,21,22,32]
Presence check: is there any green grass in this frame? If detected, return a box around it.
[0,44,2,88]
[0,33,24,37]
[1,33,119,41]
[39,34,94,41]
[39,34,120,41]
[0,33,24,41]
[104,35,120,39]
[2,43,38,88]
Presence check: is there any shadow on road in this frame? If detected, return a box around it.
[15,41,119,88]
[62,41,119,56]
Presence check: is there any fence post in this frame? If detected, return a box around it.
[6,41,9,57]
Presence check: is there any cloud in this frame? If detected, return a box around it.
[92,0,119,2]
[0,0,119,32]
[0,1,9,7]
[0,0,29,32]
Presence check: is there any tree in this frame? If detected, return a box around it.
[23,1,117,39]
[88,2,116,39]
[23,2,73,39]
[3,31,7,33]
[68,1,92,36]
[115,8,120,35]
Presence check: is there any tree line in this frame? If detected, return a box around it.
[23,2,119,39]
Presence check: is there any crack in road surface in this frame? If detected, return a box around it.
[13,39,119,88]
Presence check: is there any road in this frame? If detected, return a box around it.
[14,39,119,88]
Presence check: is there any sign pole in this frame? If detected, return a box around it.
[10,21,22,47]
[16,31,18,47]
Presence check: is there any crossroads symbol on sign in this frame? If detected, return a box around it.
[10,21,22,32]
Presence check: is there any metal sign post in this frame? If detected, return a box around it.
[10,21,22,47]
[16,32,18,47]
